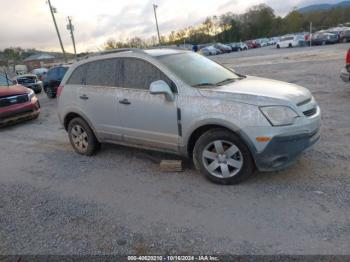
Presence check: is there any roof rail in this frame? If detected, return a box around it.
[79,48,146,61]
[95,48,146,56]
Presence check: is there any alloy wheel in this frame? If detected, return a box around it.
[70,124,89,153]
[202,140,243,178]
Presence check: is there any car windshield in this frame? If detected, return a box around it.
[157,52,241,87]
[0,75,13,86]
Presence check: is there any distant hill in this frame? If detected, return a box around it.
[298,1,350,13]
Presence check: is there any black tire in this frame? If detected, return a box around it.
[68,117,100,156]
[276,44,280,49]
[46,87,56,98]
[288,43,292,48]
[193,128,254,185]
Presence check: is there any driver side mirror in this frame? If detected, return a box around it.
[149,80,175,101]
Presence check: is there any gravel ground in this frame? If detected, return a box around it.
[0,44,349,255]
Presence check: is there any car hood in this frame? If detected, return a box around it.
[0,85,29,97]
[198,76,312,106]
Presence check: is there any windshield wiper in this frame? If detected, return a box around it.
[192,83,217,87]
[216,78,237,86]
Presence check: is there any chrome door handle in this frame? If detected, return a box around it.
[119,99,131,105]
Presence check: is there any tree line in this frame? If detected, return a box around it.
[105,4,350,49]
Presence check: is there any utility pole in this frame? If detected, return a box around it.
[47,0,67,62]
[153,4,161,45]
[310,22,312,47]
[67,16,77,60]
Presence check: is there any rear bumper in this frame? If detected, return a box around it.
[254,128,320,171]
[340,67,350,82]
[0,98,40,127]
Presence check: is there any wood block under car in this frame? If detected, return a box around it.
[159,160,183,172]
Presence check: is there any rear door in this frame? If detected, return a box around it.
[76,58,123,140]
[117,57,179,151]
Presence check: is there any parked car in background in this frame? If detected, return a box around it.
[228,43,240,52]
[236,42,248,50]
[340,29,350,43]
[58,48,321,185]
[311,33,339,45]
[200,46,218,56]
[340,48,350,83]
[213,43,231,53]
[12,74,42,94]
[257,38,269,47]
[245,40,260,49]
[14,65,28,75]
[276,34,304,48]
[0,74,40,127]
[268,37,279,45]
[31,68,48,81]
[44,65,70,98]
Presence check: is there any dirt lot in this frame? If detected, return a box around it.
[0,44,349,255]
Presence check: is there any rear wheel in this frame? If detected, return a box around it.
[68,117,100,156]
[193,129,254,184]
[277,44,280,49]
[288,43,292,48]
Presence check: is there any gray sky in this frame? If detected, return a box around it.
[0,0,340,52]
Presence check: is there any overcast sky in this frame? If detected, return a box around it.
[1,0,341,52]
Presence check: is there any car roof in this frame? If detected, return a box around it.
[144,48,187,57]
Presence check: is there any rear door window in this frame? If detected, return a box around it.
[85,59,123,87]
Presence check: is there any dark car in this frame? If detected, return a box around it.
[340,48,350,83]
[340,30,350,43]
[213,43,231,53]
[311,33,339,45]
[228,43,240,52]
[13,74,43,94]
[44,65,70,98]
[0,74,40,127]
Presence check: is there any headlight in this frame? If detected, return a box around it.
[260,106,299,126]
[28,89,35,101]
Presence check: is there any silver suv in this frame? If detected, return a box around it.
[57,48,321,184]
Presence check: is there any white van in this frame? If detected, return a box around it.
[276,35,304,48]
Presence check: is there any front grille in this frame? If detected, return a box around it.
[0,94,29,108]
[303,107,317,117]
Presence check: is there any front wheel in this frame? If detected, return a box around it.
[193,129,254,184]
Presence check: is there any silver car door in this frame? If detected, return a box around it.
[117,57,179,152]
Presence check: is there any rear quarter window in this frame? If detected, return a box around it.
[67,65,85,85]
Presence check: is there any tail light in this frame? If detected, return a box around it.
[346,49,350,65]
[57,85,64,98]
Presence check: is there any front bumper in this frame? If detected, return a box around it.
[254,128,320,171]
[340,67,350,82]
[0,98,40,127]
